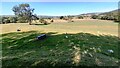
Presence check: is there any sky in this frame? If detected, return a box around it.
[1,0,119,2]
[1,2,118,16]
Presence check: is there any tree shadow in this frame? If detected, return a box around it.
[34,24,47,25]
[1,31,120,67]
[32,23,51,25]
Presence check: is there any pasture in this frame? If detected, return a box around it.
[1,19,120,67]
[1,19,119,36]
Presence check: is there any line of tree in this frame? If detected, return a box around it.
[0,3,50,25]
[77,16,83,19]
[1,17,17,24]
[91,14,120,23]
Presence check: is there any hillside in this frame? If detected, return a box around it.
[0,9,119,19]
[99,9,119,16]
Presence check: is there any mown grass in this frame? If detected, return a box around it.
[1,31,120,67]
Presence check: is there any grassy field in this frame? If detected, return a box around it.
[0,19,119,36]
[1,19,120,67]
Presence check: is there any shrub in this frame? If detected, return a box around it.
[0,17,2,24]
[39,18,48,25]
[39,18,45,23]
[92,15,98,19]
[60,16,64,19]
[78,16,83,19]
[71,20,74,22]
[100,15,108,20]
[17,17,27,23]
[2,17,11,24]
[50,20,54,22]
[48,18,51,20]
[43,21,48,25]
[8,17,17,23]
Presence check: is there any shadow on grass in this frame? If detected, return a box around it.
[1,31,120,67]
[32,23,51,25]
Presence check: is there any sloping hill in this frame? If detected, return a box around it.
[100,9,120,16]
[79,9,119,16]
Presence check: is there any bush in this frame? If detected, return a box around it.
[60,16,64,19]
[43,21,48,25]
[71,20,74,22]
[39,18,48,25]
[50,20,54,22]
[78,16,83,19]
[0,17,2,24]
[98,15,120,23]
[48,18,51,20]
[68,19,74,23]
[114,19,120,22]
[92,15,98,19]
[100,15,108,20]
[9,17,17,23]
[17,17,27,23]
[17,19,27,23]
[2,17,10,24]
[44,22,48,25]
[39,18,45,23]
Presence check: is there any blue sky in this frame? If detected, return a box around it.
[1,2,118,16]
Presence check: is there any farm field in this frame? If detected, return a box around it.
[0,19,119,36]
[1,19,120,67]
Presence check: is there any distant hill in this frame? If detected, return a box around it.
[0,15,16,17]
[37,15,60,18]
[0,9,119,18]
[99,9,119,16]
[80,12,101,16]
[79,9,119,16]
[0,15,59,19]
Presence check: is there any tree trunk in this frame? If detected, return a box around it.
[29,20,32,25]
[29,22,32,25]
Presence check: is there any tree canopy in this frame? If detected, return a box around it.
[12,3,35,25]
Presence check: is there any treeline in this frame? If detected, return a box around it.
[0,16,52,25]
[59,15,83,20]
[91,14,120,23]
[0,16,39,24]
[0,16,17,24]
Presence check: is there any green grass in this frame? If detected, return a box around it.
[1,31,120,67]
